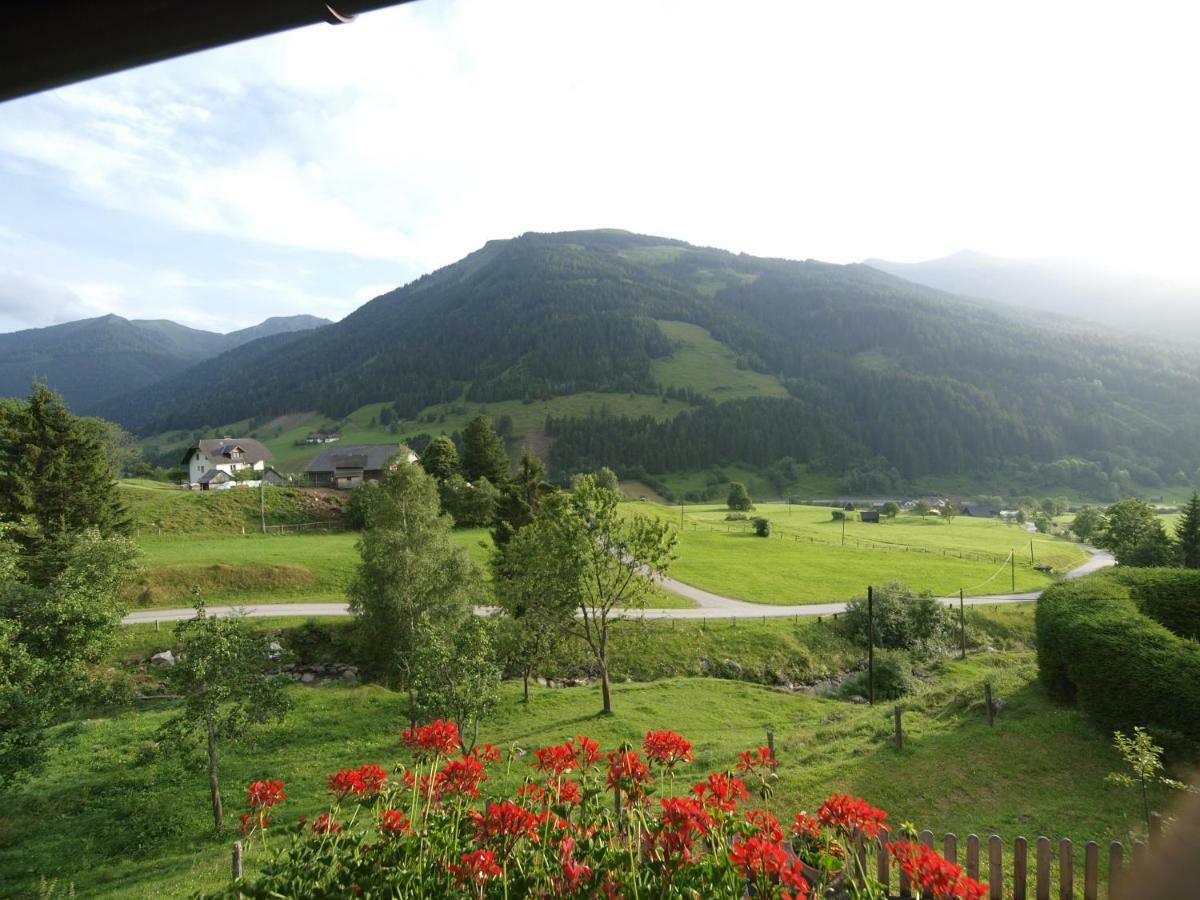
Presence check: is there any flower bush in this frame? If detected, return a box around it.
[221,723,987,899]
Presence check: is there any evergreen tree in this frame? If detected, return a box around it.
[492,451,553,545]
[1174,492,1200,568]
[461,415,510,485]
[420,435,460,484]
[0,385,128,573]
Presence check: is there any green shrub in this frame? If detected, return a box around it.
[724,512,748,521]
[842,581,956,655]
[1108,568,1200,640]
[839,650,915,700]
[752,517,771,537]
[1036,571,1200,752]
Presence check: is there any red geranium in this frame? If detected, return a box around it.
[644,730,694,768]
[450,849,502,889]
[792,812,822,838]
[312,811,342,835]
[606,750,653,805]
[745,808,784,842]
[379,808,411,836]
[438,755,488,799]
[246,779,287,810]
[729,836,810,897]
[402,720,461,757]
[327,764,388,800]
[889,842,987,900]
[690,772,749,813]
[533,742,580,777]
[472,800,544,851]
[817,792,889,838]
[737,746,778,773]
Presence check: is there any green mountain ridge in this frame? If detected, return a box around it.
[96,230,1200,492]
[0,313,330,409]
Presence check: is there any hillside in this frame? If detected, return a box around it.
[865,251,1200,338]
[100,230,1200,493]
[0,313,330,409]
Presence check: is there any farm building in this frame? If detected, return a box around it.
[305,444,417,489]
[181,437,272,487]
[859,510,881,523]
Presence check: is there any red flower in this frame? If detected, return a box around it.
[450,849,502,887]
[533,742,580,776]
[745,808,784,842]
[554,835,593,893]
[730,837,810,897]
[551,779,582,806]
[817,793,889,838]
[606,750,653,805]
[644,730,694,768]
[644,796,713,870]
[469,743,502,764]
[246,779,286,810]
[573,735,602,768]
[472,800,544,851]
[690,772,749,812]
[438,755,488,799]
[312,812,342,835]
[379,808,411,836]
[327,764,388,800]
[402,720,461,757]
[888,842,987,900]
[792,812,822,838]
[737,746,778,773]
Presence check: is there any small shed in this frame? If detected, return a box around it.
[859,510,881,523]
[197,469,232,490]
[305,444,410,489]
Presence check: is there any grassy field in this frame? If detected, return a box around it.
[3,644,1165,898]
[120,479,346,534]
[650,320,788,401]
[630,502,1089,604]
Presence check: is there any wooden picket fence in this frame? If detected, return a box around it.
[856,814,1162,899]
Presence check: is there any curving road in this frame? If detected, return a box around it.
[121,545,1114,626]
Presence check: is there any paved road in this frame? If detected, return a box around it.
[121,544,1114,626]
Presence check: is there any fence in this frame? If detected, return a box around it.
[856,815,1163,899]
[261,521,341,535]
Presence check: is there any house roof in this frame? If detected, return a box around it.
[181,437,272,466]
[197,469,231,484]
[305,444,408,474]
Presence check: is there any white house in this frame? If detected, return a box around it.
[181,437,273,488]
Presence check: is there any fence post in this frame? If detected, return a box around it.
[893,705,903,750]
[959,589,966,659]
[1059,839,1073,900]
[944,833,958,865]
[1107,842,1123,900]
[1013,836,1027,900]
[231,841,243,880]
[868,586,875,705]
[876,836,890,891]
[1036,835,1050,900]
[766,726,775,762]
[966,834,980,880]
[985,682,995,726]
[1083,841,1099,900]
[988,835,1003,900]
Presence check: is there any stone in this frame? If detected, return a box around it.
[848,694,868,704]
[300,672,316,684]
[342,669,357,681]
[150,650,176,667]
[991,697,1007,713]
[721,658,743,677]
[267,641,284,661]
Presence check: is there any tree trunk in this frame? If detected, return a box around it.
[600,663,612,715]
[522,670,530,703]
[207,718,224,832]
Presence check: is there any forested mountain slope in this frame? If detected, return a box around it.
[98,230,1200,489]
[0,313,330,409]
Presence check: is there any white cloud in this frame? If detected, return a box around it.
[1,0,1200,334]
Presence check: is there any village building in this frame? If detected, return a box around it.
[305,443,418,489]
[181,437,273,489]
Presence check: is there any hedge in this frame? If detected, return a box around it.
[1036,569,1200,751]
[1108,567,1200,640]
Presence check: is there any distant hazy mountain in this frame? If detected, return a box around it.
[0,313,329,409]
[864,251,1200,336]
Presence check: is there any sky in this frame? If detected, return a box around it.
[1,0,1198,333]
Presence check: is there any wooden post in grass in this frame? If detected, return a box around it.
[232,841,243,880]
[893,705,903,749]
[1011,551,1016,593]
[868,586,875,706]
[1030,540,1035,566]
[766,726,775,761]
[985,681,995,726]
[155,618,160,633]
[959,589,966,659]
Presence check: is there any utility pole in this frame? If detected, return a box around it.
[1010,550,1015,593]
[680,500,684,530]
[260,478,266,534]
[1030,539,1035,566]
[867,585,875,706]
[842,513,846,546]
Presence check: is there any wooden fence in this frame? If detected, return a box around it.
[856,814,1162,899]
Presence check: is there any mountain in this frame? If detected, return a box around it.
[864,251,1200,336]
[0,313,330,410]
[98,230,1200,494]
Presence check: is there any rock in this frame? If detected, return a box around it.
[267,641,283,661]
[300,672,316,684]
[344,666,358,677]
[991,698,1007,713]
[536,677,550,688]
[848,694,868,704]
[721,658,743,677]
[342,669,357,681]
[150,650,176,667]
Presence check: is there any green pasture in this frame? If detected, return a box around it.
[627,502,1089,604]
[4,645,1163,898]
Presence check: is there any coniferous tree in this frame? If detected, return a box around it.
[461,416,510,485]
[1175,492,1200,568]
[420,435,460,484]
[0,384,128,580]
[492,451,553,545]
